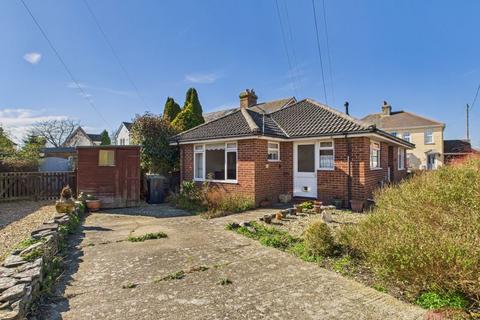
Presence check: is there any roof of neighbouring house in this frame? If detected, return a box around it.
[63,126,102,146]
[87,134,102,142]
[361,110,444,130]
[171,99,414,148]
[444,139,474,154]
[122,122,133,130]
[41,147,76,153]
[202,97,295,123]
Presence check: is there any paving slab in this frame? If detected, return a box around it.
[36,205,426,320]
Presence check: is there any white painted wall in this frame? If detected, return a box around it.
[116,124,131,145]
[64,132,94,147]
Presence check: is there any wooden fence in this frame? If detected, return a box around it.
[0,171,76,202]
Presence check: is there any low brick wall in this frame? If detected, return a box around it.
[0,206,83,320]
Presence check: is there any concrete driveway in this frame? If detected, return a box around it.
[37,204,425,320]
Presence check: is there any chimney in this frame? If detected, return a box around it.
[382,100,392,115]
[344,101,349,115]
[239,89,258,108]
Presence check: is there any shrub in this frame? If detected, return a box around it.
[298,201,314,210]
[340,158,480,303]
[303,220,335,257]
[415,292,469,310]
[170,180,205,212]
[127,232,167,242]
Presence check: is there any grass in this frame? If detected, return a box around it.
[127,232,167,242]
[122,282,137,289]
[21,246,44,262]
[14,237,42,251]
[156,270,186,282]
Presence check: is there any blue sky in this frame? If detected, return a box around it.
[1,0,479,145]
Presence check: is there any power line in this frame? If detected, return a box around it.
[321,0,335,106]
[311,0,328,105]
[470,83,480,111]
[82,0,149,110]
[274,0,299,97]
[20,0,110,127]
[282,0,301,96]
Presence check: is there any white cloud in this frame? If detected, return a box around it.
[185,72,221,84]
[0,108,68,143]
[23,52,42,65]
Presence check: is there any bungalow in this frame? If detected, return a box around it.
[170,90,414,207]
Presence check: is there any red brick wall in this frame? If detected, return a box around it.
[180,137,408,208]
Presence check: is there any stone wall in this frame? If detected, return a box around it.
[0,206,83,320]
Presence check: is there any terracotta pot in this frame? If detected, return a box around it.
[350,199,364,213]
[86,199,101,212]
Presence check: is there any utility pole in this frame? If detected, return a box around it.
[466,104,470,141]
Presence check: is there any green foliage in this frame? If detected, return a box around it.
[99,130,111,145]
[0,127,15,158]
[14,237,42,251]
[156,270,186,281]
[303,220,335,257]
[298,201,314,210]
[235,222,300,251]
[162,97,181,122]
[339,157,480,303]
[287,242,322,262]
[127,232,167,242]
[0,132,45,172]
[21,247,44,262]
[130,112,178,174]
[40,256,63,296]
[169,180,205,213]
[171,88,205,132]
[218,277,232,285]
[332,255,355,275]
[415,292,469,310]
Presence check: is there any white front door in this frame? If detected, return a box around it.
[293,142,317,198]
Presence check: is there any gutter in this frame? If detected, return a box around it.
[345,133,352,208]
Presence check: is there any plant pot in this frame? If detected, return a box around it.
[332,198,343,210]
[350,199,364,213]
[86,199,101,212]
[55,199,75,214]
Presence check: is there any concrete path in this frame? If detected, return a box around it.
[37,205,425,320]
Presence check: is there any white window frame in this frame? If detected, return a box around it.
[390,132,398,137]
[318,140,335,170]
[402,132,411,143]
[370,141,381,170]
[267,142,280,161]
[398,147,405,170]
[193,142,238,183]
[424,129,434,144]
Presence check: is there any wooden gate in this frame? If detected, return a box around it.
[0,171,76,202]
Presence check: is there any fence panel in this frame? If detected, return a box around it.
[0,171,76,202]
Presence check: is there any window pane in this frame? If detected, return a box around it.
[195,145,204,151]
[99,150,115,166]
[268,151,279,160]
[319,141,332,148]
[227,151,237,180]
[194,153,203,179]
[206,149,225,180]
[297,144,315,172]
[268,143,278,149]
[226,142,237,150]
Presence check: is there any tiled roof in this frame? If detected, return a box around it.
[270,99,370,138]
[202,97,295,123]
[123,122,133,131]
[444,140,474,154]
[361,111,444,129]
[87,134,102,142]
[172,99,414,149]
[41,147,76,153]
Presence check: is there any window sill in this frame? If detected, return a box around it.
[193,179,238,184]
[370,167,383,170]
[398,168,405,171]
[318,168,335,171]
[267,160,281,162]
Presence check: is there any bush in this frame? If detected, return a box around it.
[303,220,335,257]
[170,181,205,212]
[416,292,469,310]
[340,158,480,303]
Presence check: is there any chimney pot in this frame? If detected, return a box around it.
[239,89,258,108]
[382,100,392,115]
[344,101,349,115]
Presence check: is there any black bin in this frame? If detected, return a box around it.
[147,175,167,204]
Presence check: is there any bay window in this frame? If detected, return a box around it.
[193,142,237,182]
[267,142,280,161]
[370,141,381,169]
[318,140,334,170]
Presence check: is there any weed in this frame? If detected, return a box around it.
[415,292,470,310]
[122,282,137,289]
[156,270,186,282]
[287,242,322,263]
[332,256,354,275]
[127,232,167,242]
[40,257,63,296]
[14,237,42,251]
[372,283,387,293]
[21,247,44,262]
[219,277,232,285]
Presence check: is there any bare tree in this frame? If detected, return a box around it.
[29,119,79,147]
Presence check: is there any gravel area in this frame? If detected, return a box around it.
[0,200,56,262]
[273,209,368,238]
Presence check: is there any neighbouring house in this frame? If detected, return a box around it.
[63,126,102,147]
[443,139,478,164]
[39,147,76,171]
[76,145,141,208]
[170,90,414,207]
[114,122,133,145]
[362,101,445,170]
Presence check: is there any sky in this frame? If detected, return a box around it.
[0,0,479,146]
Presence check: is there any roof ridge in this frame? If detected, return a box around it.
[402,111,445,126]
[267,113,290,138]
[241,108,260,133]
[303,98,371,129]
